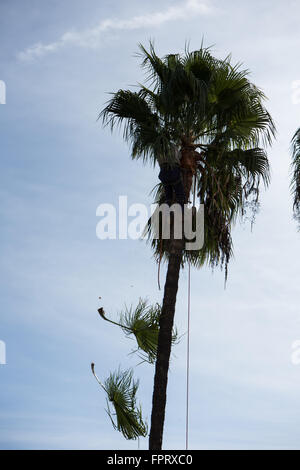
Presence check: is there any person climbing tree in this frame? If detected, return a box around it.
[158,145,204,207]
[158,163,185,207]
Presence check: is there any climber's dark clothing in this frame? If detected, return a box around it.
[159,163,185,206]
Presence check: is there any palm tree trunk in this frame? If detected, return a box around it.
[149,164,193,450]
[149,237,184,449]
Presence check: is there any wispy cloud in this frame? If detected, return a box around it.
[17,0,211,61]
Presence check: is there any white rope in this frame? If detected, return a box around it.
[185,175,196,450]
[185,260,191,450]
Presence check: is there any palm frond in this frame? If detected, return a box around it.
[99,299,179,364]
[91,364,148,440]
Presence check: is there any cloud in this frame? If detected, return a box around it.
[17,0,211,61]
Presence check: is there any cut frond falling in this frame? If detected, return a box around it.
[91,364,148,440]
[99,299,179,364]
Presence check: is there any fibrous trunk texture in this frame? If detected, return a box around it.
[149,151,194,450]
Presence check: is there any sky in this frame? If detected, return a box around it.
[1,0,300,450]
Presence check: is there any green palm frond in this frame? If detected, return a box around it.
[138,41,208,115]
[291,128,300,227]
[91,364,147,440]
[222,148,270,186]
[100,89,158,134]
[99,299,179,364]
[101,42,275,276]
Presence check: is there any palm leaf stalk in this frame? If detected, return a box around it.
[91,363,147,440]
[100,42,275,449]
[98,299,179,364]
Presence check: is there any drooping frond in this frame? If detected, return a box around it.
[100,88,175,165]
[91,364,148,440]
[100,89,159,134]
[99,299,179,364]
[291,128,300,227]
[222,148,270,188]
[146,145,271,278]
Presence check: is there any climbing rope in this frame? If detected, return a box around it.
[186,260,191,450]
[157,170,196,448]
[157,237,163,291]
[185,174,196,450]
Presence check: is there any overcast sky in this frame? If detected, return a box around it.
[1,0,300,450]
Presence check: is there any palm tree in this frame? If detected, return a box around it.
[100,43,275,450]
[291,128,300,227]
